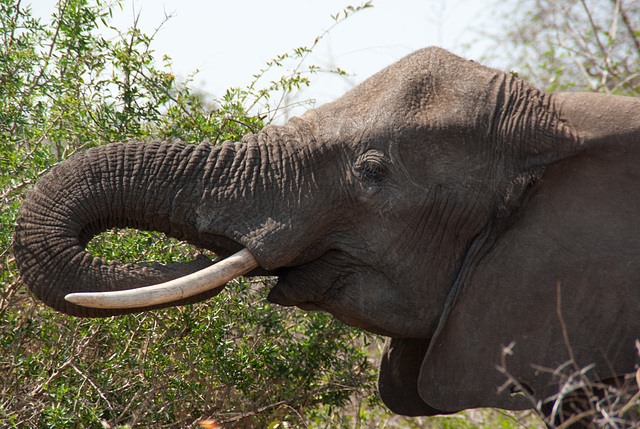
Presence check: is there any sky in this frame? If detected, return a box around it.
[30,0,501,117]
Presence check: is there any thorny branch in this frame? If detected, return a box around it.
[497,283,640,428]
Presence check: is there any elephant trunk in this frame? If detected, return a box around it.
[13,139,274,317]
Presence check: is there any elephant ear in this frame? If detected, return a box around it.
[378,337,451,416]
[415,143,640,411]
[415,276,542,412]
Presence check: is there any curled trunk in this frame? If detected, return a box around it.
[14,140,259,317]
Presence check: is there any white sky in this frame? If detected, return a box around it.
[30,0,501,117]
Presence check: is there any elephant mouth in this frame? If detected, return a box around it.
[265,251,410,337]
[63,243,363,330]
[64,239,397,336]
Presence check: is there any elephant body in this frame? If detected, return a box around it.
[13,47,640,424]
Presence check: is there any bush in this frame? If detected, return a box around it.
[1,277,381,427]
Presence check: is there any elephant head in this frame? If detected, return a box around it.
[13,47,640,416]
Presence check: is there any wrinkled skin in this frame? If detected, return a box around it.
[13,48,640,424]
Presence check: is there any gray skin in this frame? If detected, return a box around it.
[13,47,640,421]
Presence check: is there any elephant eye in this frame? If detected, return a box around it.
[355,158,386,183]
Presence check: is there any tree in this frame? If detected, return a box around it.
[487,0,640,94]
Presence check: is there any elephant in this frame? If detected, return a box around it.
[13,47,640,425]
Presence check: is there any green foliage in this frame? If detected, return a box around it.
[87,229,198,264]
[0,278,378,428]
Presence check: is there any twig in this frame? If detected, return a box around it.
[618,361,640,415]
[15,325,101,407]
[614,0,640,57]
[495,341,541,411]
[246,2,372,122]
[114,390,142,426]
[70,363,114,411]
[23,356,75,401]
[13,112,63,171]
[555,282,577,370]
[579,0,610,66]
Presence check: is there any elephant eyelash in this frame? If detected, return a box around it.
[356,160,386,183]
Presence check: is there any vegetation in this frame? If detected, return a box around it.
[487,0,640,95]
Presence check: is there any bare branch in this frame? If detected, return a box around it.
[615,0,640,57]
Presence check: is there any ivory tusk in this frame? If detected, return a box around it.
[65,248,259,309]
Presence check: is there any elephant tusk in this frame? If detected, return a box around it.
[64,248,259,309]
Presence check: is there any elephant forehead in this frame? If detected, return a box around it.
[310,48,500,131]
